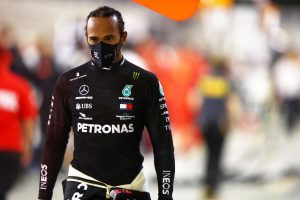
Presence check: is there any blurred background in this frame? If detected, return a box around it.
[1,0,300,199]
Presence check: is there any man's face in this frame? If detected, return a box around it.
[86,16,121,45]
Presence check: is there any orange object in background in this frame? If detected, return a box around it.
[136,39,209,151]
[199,0,234,9]
[133,0,200,21]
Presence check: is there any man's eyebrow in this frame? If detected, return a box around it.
[103,34,115,38]
[88,36,98,39]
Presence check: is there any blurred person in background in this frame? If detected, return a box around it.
[0,46,38,200]
[0,24,37,83]
[30,38,61,168]
[196,57,231,200]
[273,50,300,133]
[38,6,175,200]
[1,24,61,169]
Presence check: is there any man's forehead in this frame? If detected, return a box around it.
[86,16,119,36]
[87,16,118,27]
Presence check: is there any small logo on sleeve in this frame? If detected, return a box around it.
[162,170,171,195]
[47,96,54,125]
[40,164,48,190]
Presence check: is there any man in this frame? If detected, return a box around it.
[38,6,175,200]
[0,46,37,200]
[197,58,230,199]
[273,50,300,133]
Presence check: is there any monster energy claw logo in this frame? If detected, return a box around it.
[122,85,133,97]
[132,72,140,80]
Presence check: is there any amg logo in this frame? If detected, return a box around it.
[77,123,134,134]
[162,170,171,195]
[40,164,48,190]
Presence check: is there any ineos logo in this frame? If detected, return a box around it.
[79,85,89,96]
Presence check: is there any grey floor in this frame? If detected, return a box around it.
[7,115,300,200]
[7,147,300,200]
[7,163,300,200]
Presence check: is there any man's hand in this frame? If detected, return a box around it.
[21,144,33,167]
[21,118,36,168]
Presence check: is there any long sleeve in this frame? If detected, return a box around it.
[145,75,175,200]
[38,75,72,199]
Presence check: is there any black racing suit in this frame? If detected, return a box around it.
[38,58,175,200]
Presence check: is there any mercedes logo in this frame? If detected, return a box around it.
[79,85,89,95]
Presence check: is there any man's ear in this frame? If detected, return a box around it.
[121,31,128,46]
[85,29,89,45]
[84,24,88,38]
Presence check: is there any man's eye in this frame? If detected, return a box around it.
[104,36,114,41]
[90,37,98,42]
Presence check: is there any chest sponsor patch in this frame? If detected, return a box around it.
[116,114,135,121]
[120,103,133,111]
[76,103,92,110]
[69,72,87,82]
[77,123,134,134]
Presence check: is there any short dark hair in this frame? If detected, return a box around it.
[85,6,125,35]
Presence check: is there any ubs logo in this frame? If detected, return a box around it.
[76,103,92,110]
[79,85,89,96]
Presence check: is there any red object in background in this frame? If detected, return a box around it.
[137,39,209,150]
[0,47,38,152]
[0,46,12,70]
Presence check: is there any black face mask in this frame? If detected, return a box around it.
[89,41,122,69]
